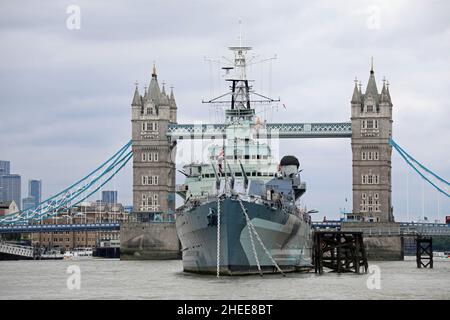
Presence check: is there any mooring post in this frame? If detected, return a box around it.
[336,233,341,273]
[313,231,368,274]
[416,236,433,269]
[354,234,360,273]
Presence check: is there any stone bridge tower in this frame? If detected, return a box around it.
[351,63,394,223]
[121,65,180,260]
[131,65,177,219]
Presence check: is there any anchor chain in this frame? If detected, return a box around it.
[237,197,262,276]
[216,195,222,278]
[237,196,286,277]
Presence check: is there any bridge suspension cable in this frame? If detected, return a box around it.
[0,141,133,225]
[390,138,449,198]
[29,151,132,223]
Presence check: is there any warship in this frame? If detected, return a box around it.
[175,41,313,275]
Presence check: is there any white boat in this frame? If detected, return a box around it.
[433,251,450,260]
[63,248,93,260]
[40,249,64,260]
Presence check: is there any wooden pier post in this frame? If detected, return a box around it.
[313,231,368,274]
[416,237,433,268]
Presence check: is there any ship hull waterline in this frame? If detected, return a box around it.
[176,197,313,275]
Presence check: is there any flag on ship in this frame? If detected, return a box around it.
[218,148,224,173]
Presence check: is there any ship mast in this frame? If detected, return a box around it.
[225,43,254,123]
[202,28,279,124]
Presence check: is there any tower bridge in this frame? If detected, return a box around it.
[1,59,448,261]
[132,62,394,224]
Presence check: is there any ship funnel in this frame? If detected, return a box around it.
[280,155,300,178]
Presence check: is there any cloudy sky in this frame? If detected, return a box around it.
[0,0,449,221]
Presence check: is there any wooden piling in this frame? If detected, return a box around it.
[416,237,433,269]
[313,231,368,274]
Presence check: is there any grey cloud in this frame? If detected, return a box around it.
[0,0,448,221]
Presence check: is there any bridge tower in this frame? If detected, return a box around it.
[351,63,394,223]
[121,65,180,260]
[131,64,177,218]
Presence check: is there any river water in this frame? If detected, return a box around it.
[0,257,449,299]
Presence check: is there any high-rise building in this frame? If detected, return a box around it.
[28,179,42,207]
[0,174,21,210]
[0,160,10,175]
[351,63,393,223]
[22,196,36,210]
[101,190,118,204]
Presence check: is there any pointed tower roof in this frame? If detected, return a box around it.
[380,78,390,103]
[152,62,157,79]
[351,78,361,103]
[386,80,391,100]
[148,63,161,104]
[365,58,379,98]
[143,86,148,100]
[169,86,177,109]
[160,81,169,105]
[131,82,142,106]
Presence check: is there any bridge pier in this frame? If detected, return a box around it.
[120,221,181,260]
[341,222,404,260]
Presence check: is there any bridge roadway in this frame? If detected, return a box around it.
[0,221,448,236]
[0,222,120,234]
[167,122,352,140]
